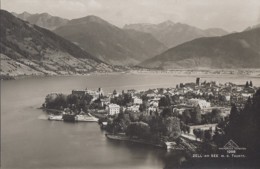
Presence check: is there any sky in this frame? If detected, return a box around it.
[2,0,260,32]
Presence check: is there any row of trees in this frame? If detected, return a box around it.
[105,109,182,143]
[181,107,202,124]
[202,89,260,161]
[245,81,253,88]
[221,90,260,158]
[110,93,133,107]
[193,128,214,141]
[181,107,223,125]
[44,93,93,112]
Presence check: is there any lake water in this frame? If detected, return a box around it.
[1,73,260,169]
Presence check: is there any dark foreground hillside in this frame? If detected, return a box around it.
[0,10,114,78]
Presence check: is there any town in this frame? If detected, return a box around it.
[43,78,258,150]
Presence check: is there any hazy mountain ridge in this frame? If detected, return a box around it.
[140,28,260,69]
[124,21,228,48]
[244,23,260,31]
[0,10,114,78]
[54,15,167,65]
[12,11,69,30]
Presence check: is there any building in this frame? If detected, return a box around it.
[100,97,110,107]
[72,90,87,97]
[133,96,142,105]
[107,104,120,115]
[126,105,140,112]
[188,99,211,109]
[127,89,136,96]
[196,77,200,86]
[97,87,104,97]
[72,88,102,99]
[149,98,159,107]
[189,124,217,135]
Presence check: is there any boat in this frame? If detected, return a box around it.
[75,114,98,122]
[100,122,108,129]
[62,112,76,122]
[105,133,130,141]
[165,141,186,151]
[48,114,63,121]
[165,141,177,150]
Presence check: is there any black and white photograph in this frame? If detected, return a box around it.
[1,0,260,168]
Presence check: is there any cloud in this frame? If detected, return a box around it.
[2,0,260,31]
[87,0,102,10]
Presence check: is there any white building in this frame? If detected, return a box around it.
[133,97,143,105]
[126,105,140,112]
[224,95,231,101]
[107,104,120,115]
[149,100,159,107]
[241,93,253,98]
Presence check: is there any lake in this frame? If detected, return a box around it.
[1,73,260,169]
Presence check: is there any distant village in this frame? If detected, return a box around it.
[68,77,256,119]
[43,77,257,147]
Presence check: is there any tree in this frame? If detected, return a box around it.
[84,93,93,104]
[204,129,213,141]
[45,93,58,108]
[193,128,200,140]
[139,113,151,123]
[159,95,172,107]
[149,116,164,137]
[220,89,260,160]
[211,109,222,123]
[193,128,204,140]
[180,121,190,134]
[113,89,117,95]
[229,104,239,121]
[245,81,249,88]
[191,107,201,124]
[182,109,192,124]
[128,111,139,122]
[114,112,131,132]
[123,93,133,106]
[139,101,149,112]
[163,117,181,140]
[45,93,67,110]
[161,107,173,118]
[249,81,253,87]
[67,94,79,106]
[126,122,151,139]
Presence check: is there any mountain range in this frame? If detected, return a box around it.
[53,16,167,65]
[1,10,113,78]
[124,21,228,48]
[140,28,260,69]
[12,12,69,30]
[11,12,231,67]
[3,10,260,75]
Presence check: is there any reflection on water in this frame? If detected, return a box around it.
[1,74,259,169]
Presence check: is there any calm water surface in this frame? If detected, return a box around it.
[1,74,260,169]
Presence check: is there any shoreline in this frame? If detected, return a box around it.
[2,68,260,81]
[105,133,165,148]
[105,133,199,153]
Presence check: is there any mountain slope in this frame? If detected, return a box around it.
[12,12,69,30]
[140,28,260,69]
[0,10,113,77]
[124,21,228,48]
[244,23,260,31]
[54,16,167,65]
